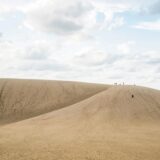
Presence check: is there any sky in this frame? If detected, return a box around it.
[0,0,160,89]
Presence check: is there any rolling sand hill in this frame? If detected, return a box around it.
[0,79,160,160]
[0,79,109,124]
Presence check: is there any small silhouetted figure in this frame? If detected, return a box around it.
[131,94,134,98]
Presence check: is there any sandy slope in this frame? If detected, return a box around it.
[0,79,109,124]
[0,80,160,160]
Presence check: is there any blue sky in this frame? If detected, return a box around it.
[0,0,160,89]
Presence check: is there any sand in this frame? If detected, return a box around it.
[0,79,109,124]
[0,79,160,160]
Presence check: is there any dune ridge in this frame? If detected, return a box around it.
[0,79,109,124]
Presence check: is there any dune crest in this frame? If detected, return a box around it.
[0,79,109,124]
[13,85,160,127]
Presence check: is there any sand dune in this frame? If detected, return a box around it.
[0,79,109,124]
[12,85,160,126]
[0,79,160,160]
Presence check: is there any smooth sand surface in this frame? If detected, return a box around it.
[0,79,160,160]
[0,79,109,124]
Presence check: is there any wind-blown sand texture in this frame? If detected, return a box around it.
[0,79,160,160]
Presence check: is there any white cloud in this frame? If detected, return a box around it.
[117,41,135,54]
[72,48,125,68]
[0,36,159,89]
[20,40,52,60]
[0,0,32,16]
[73,50,107,67]
[140,50,160,65]
[0,4,11,14]
[0,39,69,75]
[17,60,70,72]
[133,20,160,31]
[23,0,94,35]
[107,16,124,31]
[22,0,130,36]
[1,0,153,35]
